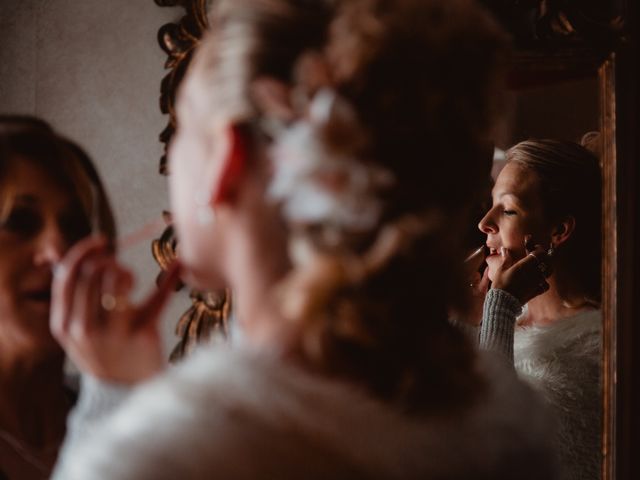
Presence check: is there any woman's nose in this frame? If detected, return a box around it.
[478,210,497,235]
[34,223,68,266]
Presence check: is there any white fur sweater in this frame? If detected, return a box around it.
[480,289,602,480]
[514,309,602,480]
[53,344,556,480]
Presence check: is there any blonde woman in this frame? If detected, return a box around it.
[52,1,556,478]
[476,139,602,480]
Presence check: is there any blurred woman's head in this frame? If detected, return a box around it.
[170,0,509,410]
[479,139,601,307]
[0,116,115,357]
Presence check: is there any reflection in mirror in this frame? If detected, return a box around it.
[476,75,603,480]
[508,77,598,142]
[495,76,599,170]
[0,116,116,480]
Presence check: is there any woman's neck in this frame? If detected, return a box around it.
[0,350,70,447]
[520,277,593,327]
[223,207,292,353]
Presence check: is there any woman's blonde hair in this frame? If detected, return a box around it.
[0,116,116,244]
[506,138,602,308]
[192,0,509,411]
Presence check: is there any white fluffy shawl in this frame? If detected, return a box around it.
[514,310,602,480]
[55,346,556,480]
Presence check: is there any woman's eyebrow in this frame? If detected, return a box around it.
[493,191,527,208]
[492,191,515,200]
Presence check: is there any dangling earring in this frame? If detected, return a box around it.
[547,243,555,257]
[194,191,215,226]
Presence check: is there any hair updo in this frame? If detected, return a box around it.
[506,138,602,307]
[193,0,509,411]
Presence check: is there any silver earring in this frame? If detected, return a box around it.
[548,243,555,257]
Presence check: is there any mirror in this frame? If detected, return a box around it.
[501,77,599,146]
[502,45,627,480]
[491,63,604,479]
[154,0,231,361]
[154,1,637,478]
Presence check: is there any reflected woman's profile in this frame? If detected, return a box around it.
[475,138,602,480]
[0,116,114,480]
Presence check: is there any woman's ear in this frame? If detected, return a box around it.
[212,124,248,206]
[550,215,576,247]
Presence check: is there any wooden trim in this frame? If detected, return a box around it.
[602,21,639,477]
[600,52,617,480]
[611,32,639,480]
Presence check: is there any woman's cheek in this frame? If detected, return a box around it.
[502,224,527,256]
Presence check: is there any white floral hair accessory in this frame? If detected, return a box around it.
[267,88,394,232]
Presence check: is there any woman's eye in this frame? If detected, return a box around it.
[59,212,91,244]
[0,207,42,236]
[502,209,517,216]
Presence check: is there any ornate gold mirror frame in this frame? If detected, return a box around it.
[153,0,230,362]
[154,1,639,477]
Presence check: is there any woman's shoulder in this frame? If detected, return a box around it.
[57,345,362,478]
[59,345,556,479]
[513,309,602,411]
[514,309,602,364]
[513,311,602,480]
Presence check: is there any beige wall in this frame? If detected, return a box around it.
[0,0,189,354]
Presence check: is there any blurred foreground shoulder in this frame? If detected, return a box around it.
[53,345,557,480]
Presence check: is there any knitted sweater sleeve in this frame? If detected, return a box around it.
[479,289,523,363]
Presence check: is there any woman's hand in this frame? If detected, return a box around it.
[50,236,181,385]
[458,246,491,326]
[467,267,491,325]
[491,242,552,305]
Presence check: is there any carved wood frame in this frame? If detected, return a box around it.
[153,0,230,361]
[599,28,639,479]
[154,2,639,477]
